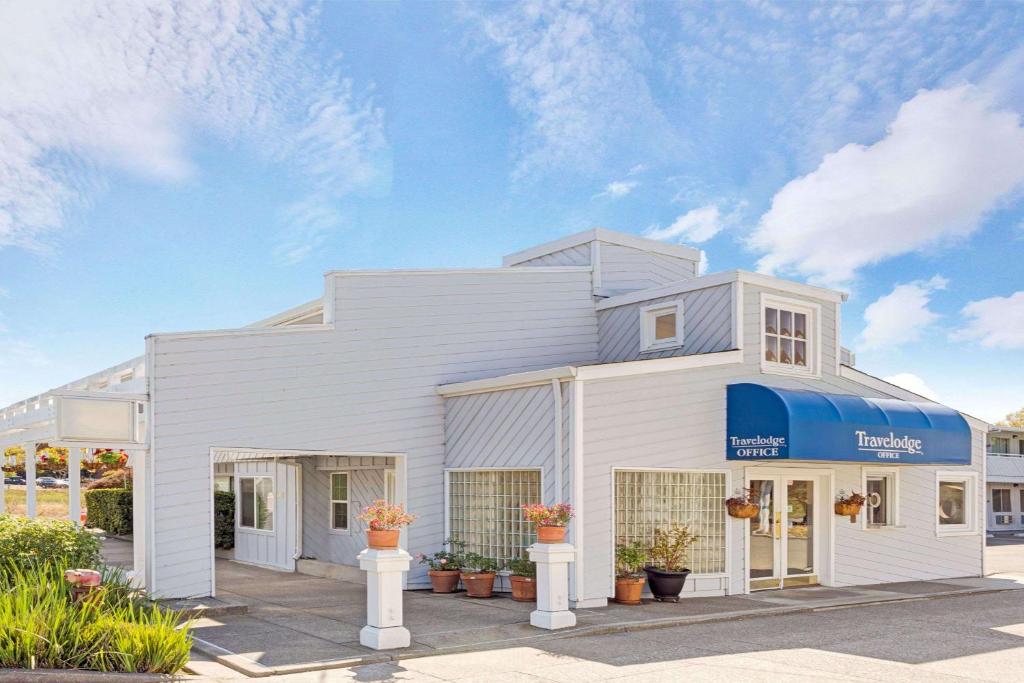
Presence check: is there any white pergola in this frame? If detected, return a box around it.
[0,390,149,584]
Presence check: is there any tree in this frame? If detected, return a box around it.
[998,408,1024,428]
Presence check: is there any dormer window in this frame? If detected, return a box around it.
[761,294,819,376]
[641,302,684,352]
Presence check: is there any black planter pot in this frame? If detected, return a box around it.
[644,566,691,602]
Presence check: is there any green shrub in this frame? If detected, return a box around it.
[214,490,235,549]
[0,562,191,674]
[84,488,133,536]
[0,515,101,572]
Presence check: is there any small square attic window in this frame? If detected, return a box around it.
[641,302,683,352]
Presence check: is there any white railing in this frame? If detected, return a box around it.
[988,451,1024,458]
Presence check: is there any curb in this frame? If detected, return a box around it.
[0,669,186,682]
[188,584,1024,677]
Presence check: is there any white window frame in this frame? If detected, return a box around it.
[329,471,350,534]
[935,471,979,537]
[760,293,821,378]
[861,467,901,530]
[640,302,684,352]
[443,467,543,568]
[991,487,1012,526]
[237,475,274,533]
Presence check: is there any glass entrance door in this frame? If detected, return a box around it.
[748,477,817,590]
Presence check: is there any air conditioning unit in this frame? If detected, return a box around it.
[996,514,1013,525]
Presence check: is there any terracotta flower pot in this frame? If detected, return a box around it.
[428,569,461,593]
[367,528,400,549]
[726,501,760,519]
[537,526,567,543]
[614,576,645,605]
[509,575,536,602]
[460,572,496,598]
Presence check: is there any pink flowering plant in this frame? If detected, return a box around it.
[520,503,574,528]
[356,499,416,530]
[417,538,465,571]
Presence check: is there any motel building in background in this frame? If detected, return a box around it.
[0,228,988,603]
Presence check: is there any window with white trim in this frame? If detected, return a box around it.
[863,468,898,528]
[447,469,541,567]
[992,488,1011,526]
[989,437,1010,453]
[614,470,726,574]
[330,472,349,531]
[238,476,274,531]
[640,302,684,352]
[762,297,814,374]
[936,472,977,535]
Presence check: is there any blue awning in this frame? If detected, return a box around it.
[726,383,971,465]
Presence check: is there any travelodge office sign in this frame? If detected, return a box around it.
[725,383,971,465]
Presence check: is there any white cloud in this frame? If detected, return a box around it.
[859,275,948,351]
[597,180,639,199]
[953,291,1024,349]
[882,373,940,402]
[749,85,1024,286]
[646,205,723,244]
[0,0,388,260]
[468,1,673,179]
[627,164,647,176]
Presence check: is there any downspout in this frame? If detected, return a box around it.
[551,379,563,504]
[570,379,586,606]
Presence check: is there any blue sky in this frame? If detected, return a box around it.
[0,0,1022,422]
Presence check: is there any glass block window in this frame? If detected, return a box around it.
[448,469,541,568]
[614,470,727,574]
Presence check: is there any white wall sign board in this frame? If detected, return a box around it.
[58,397,136,442]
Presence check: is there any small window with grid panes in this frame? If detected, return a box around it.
[764,304,810,371]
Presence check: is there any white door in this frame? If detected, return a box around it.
[747,475,820,590]
[234,460,300,571]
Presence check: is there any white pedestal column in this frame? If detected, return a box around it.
[357,548,412,650]
[527,542,576,630]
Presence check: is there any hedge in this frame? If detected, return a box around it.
[0,515,101,573]
[214,490,235,550]
[84,488,133,536]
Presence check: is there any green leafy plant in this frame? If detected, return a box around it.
[214,490,235,549]
[84,488,133,536]
[417,538,464,570]
[0,515,100,573]
[615,540,647,578]
[507,557,535,578]
[647,525,698,572]
[0,561,192,673]
[460,552,499,573]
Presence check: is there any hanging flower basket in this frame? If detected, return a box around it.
[1,464,18,475]
[725,488,760,519]
[834,491,866,522]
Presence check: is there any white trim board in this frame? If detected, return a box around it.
[436,350,744,397]
[596,270,848,311]
[247,298,324,329]
[502,228,701,266]
[327,266,592,277]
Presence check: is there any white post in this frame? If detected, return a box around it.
[131,451,147,588]
[68,448,81,525]
[528,542,576,629]
[0,464,5,513]
[24,443,36,518]
[357,548,412,650]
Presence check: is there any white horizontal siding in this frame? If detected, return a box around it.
[599,243,698,294]
[597,283,733,363]
[149,268,599,597]
[579,363,984,602]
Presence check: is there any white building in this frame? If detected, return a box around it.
[0,229,988,602]
[986,426,1024,532]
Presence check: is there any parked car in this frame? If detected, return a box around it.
[35,476,60,488]
[4,476,25,485]
[52,478,70,488]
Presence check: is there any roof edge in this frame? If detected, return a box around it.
[503,228,701,266]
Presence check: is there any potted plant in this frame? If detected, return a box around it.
[459,552,499,598]
[614,541,647,605]
[835,490,866,522]
[356,499,416,549]
[417,538,464,593]
[644,525,698,602]
[520,503,574,543]
[724,488,760,519]
[507,557,536,602]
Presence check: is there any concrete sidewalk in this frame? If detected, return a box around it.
[185,560,1024,678]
